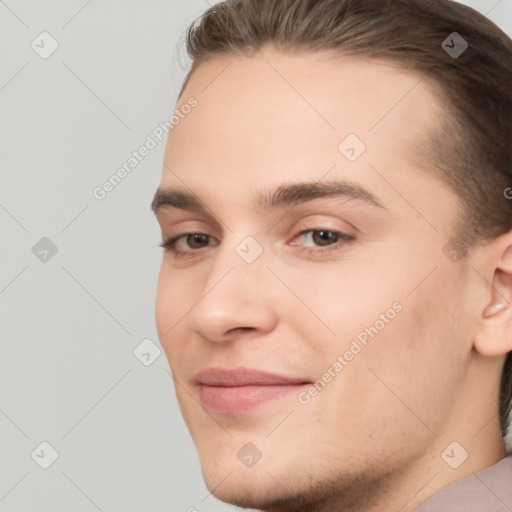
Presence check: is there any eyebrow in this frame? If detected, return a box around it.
[151,179,386,215]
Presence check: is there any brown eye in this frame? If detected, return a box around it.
[186,234,210,249]
[159,233,215,256]
[311,230,341,246]
[293,229,353,248]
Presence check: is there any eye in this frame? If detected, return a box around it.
[159,233,215,257]
[159,228,354,258]
[290,229,355,254]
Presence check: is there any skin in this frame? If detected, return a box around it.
[152,48,512,512]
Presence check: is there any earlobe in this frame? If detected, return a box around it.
[474,268,512,357]
[482,300,508,319]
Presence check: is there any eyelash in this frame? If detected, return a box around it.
[159,229,355,258]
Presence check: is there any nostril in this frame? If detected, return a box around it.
[229,327,254,335]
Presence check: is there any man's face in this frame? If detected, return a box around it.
[153,50,475,510]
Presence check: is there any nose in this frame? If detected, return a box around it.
[186,240,279,343]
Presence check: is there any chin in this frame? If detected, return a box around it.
[196,448,295,508]
[196,445,342,512]
[202,469,305,512]
[201,466,345,512]
[205,476,279,509]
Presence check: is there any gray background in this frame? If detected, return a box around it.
[0,1,511,511]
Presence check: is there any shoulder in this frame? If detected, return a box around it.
[415,454,512,512]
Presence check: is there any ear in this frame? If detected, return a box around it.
[474,243,512,357]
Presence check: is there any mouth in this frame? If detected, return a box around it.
[194,367,311,414]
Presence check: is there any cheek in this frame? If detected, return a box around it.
[350,274,469,437]
[154,268,189,353]
[293,258,468,430]
[285,261,404,355]
[154,271,171,338]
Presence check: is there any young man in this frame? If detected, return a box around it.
[151,0,512,510]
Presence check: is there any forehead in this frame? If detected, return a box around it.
[159,50,444,214]
[173,50,440,138]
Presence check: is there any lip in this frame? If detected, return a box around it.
[195,367,311,414]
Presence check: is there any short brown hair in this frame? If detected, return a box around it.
[178,0,512,439]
